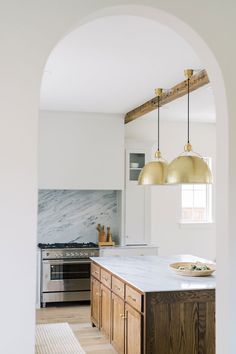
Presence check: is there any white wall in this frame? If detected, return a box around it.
[39,111,124,190]
[0,2,234,354]
[126,118,216,260]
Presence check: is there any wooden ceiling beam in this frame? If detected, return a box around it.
[125,69,209,124]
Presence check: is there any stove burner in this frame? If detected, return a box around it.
[38,242,98,249]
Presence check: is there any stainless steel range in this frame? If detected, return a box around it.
[38,242,99,307]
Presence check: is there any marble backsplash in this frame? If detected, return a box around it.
[38,189,119,244]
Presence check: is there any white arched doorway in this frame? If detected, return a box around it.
[39,5,229,353]
[1,3,231,354]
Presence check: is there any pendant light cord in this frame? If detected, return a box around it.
[158,95,160,151]
[187,77,190,144]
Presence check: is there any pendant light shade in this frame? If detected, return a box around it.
[167,70,212,184]
[138,88,168,185]
[138,151,168,185]
[167,143,212,184]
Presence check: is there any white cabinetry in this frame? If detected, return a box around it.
[99,246,158,257]
[125,147,151,245]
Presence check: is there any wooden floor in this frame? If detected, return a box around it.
[36,304,116,354]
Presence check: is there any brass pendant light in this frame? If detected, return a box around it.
[138,88,168,185]
[167,69,212,184]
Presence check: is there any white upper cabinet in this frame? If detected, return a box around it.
[128,152,145,182]
[38,111,124,190]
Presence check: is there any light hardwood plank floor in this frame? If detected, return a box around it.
[36,304,116,353]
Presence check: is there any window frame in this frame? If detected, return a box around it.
[179,157,213,225]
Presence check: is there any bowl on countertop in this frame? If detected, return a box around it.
[169,262,216,277]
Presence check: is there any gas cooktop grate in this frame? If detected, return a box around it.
[38,242,98,249]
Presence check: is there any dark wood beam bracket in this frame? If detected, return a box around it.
[125,69,209,124]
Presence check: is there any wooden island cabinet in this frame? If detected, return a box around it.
[90,256,215,354]
[111,292,125,353]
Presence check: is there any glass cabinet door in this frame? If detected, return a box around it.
[129,153,145,181]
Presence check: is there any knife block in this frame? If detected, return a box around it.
[98,230,115,246]
[96,224,115,247]
[99,231,107,243]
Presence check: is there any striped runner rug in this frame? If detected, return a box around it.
[35,322,85,354]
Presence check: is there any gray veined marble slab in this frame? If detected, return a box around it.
[38,189,119,244]
[90,255,216,293]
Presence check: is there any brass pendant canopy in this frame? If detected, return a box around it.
[167,70,212,184]
[138,88,168,185]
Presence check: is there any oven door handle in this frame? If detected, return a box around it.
[43,259,92,265]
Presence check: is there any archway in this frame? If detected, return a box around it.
[39,4,228,353]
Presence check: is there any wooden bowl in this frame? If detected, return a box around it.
[169,262,216,277]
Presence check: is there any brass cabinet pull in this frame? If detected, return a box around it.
[128,295,136,302]
[120,314,126,319]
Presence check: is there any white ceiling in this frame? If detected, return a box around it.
[40,15,215,122]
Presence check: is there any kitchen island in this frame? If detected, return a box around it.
[90,255,215,354]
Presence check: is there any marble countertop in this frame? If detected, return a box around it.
[90,255,216,293]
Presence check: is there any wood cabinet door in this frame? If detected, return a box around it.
[111,293,125,354]
[125,304,142,354]
[100,284,111,338]
[91,276,100,328]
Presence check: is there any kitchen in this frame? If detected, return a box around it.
[35,13,216,354]
[2,1,236,353]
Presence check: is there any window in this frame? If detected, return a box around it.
[181,158,212,224]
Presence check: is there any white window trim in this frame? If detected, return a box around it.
[178,221,215,229]
[179,157,213,225]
